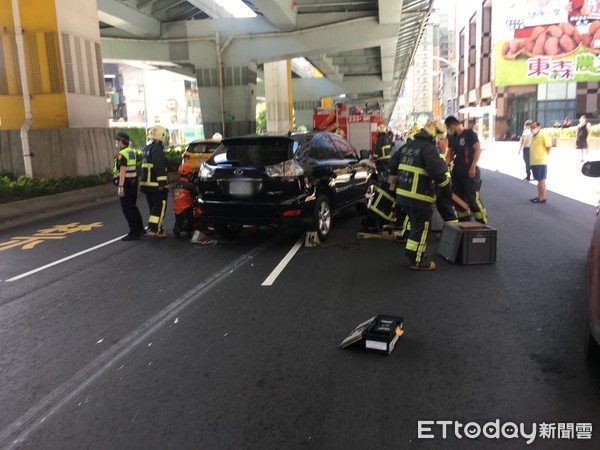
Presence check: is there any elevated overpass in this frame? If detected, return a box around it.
[97,0,433,135]
[0,0,432,178]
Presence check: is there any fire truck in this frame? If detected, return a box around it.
[313,103,384,152]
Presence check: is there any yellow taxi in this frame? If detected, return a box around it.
[181,134,223,174]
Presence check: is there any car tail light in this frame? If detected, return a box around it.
[265,160,304,180]
[200,163,216,180]
[282,209,302,217]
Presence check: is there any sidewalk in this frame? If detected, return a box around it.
[479,141,600,207]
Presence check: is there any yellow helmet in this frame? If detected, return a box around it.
[335,128,345,137]
[377,124,387,133]
[422,121,447,141]
[147,125,168,142]
[406,126,420,140]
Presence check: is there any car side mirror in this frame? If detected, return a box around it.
[582,161,600,178]
[360,149,370,160]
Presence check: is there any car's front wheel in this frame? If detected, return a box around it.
[214,223,243,239]
[312,195,332,241]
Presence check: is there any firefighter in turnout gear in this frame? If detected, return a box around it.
[140,125,169,238]
[388,121,452,271]
[113,132,145,241]
[373,124,392,179]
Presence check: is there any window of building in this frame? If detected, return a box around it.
[481,6,492,85]
[537,82,576,101]
[468,18,477,91]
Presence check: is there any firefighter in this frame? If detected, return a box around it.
[444,116,488,224]
[140,125,169,238]
[373,124,392,178]
[388,121,452,271]
[113,132,145,241]
[172,163,199,237]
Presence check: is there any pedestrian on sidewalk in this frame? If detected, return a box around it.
[444,116,488,224]
[576,115,591,162]
[112,132,145,241]
[529,121,551,204]
[519,120,533,181]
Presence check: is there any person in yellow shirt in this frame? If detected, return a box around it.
[529,121,551,204]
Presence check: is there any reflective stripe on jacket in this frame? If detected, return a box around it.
[112,147,138,183]
[140,141,168,192]
[376,144,392,161]
[394,131,451,208]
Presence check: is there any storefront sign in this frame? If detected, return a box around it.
[494,0,600,86]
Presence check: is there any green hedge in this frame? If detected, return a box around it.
[543,124,600,138]
[113,126,153,149]
[131,146,184,172]
[0,125,186,203]
[0,145,185,204]
[0,171,112,204]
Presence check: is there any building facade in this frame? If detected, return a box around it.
[455,0,600,141]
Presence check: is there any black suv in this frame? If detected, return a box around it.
[197,131,373,240]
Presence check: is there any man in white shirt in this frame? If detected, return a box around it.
[519,120,533,181]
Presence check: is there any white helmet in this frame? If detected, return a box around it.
[212,132,223,141]
[147,125,168,143]
[377,124,387,133]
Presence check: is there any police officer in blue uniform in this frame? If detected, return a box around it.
[113,132,145,241]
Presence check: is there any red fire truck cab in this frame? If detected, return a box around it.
[313,103,384,153]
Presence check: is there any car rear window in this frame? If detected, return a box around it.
[186,142,220,154]
[210,138,294,167]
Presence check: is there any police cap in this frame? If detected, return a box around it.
[116,131,130,142]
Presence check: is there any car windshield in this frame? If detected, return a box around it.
[209,137,294,167]
[187,142,220,154]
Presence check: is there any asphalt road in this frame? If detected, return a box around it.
[1,150,600,449]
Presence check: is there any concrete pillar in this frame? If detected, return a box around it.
[196,62,257,138]
[0,0,107,130]
[264,60,293,133]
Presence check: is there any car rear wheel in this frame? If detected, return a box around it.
[313,195,332,241]
[585,322,600,361]
[214,223,243,239]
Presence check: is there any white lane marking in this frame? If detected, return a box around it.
[4,236,125,282]
[261,236,304,286]
[0,236,281,449]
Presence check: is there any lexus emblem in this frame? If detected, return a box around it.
[234,169,244,176]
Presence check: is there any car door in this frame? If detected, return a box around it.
[330,133,370,203]
[307,133,353,206]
